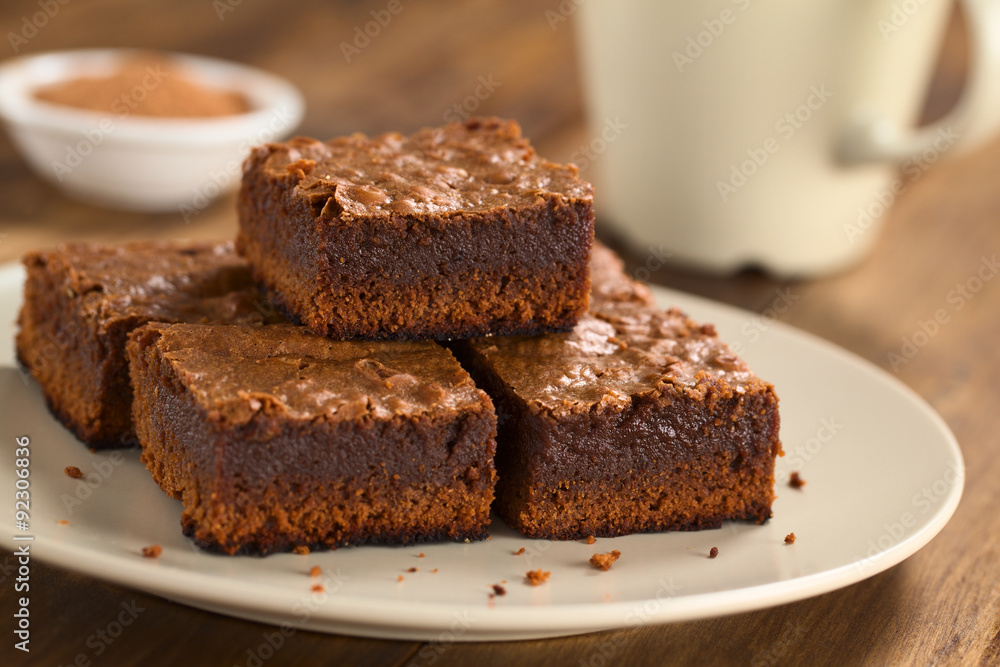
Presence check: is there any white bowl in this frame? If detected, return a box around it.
[0,49,305,214]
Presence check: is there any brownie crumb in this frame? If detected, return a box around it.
[397,575,405,582]
[785,533,797,544]
[311,584,325,593]
[492,584,507,596]
[431,568,438,574]
[418,553,425,558]
[407,567,418,573]
[64,465,84,479]
[789,472,806,489]
[514,547,526,556]
[57,520,70,525]
[585,535,596,545]
[309,566,322,577]
[292,545,310,555]
[525,569,551,586]
[141,544,163,559]
[709,547,719,559]
[589,550,622,571]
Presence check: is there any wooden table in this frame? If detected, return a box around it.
[2,1,998,664]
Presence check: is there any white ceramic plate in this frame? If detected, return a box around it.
[0,264,963,641]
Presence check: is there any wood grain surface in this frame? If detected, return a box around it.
[1,1,998,665]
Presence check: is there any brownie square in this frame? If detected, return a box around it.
[237,117,594,341]
[127,322,497,555]
[16,241,278,449]
[455,244,782,539]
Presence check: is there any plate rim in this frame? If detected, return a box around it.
[0,262,965,640]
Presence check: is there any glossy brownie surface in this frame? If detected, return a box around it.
[458,242,781,539]
[238,117,594,340]
[255,117,592,218]
[16,240,274,447]
[152,323,487,425]
[129,322,497,554]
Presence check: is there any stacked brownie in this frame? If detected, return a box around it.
[455,254,782,538]
[16,241,277,448]
[17,117,781,555]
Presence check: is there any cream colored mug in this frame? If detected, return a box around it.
[575,0,1000,276]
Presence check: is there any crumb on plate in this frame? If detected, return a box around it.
[141,544,162,559]
[589,550,622,571]
[65,465,84,479]
[709,546,719,559]
[789,472,806,489]
[525,569,551,586]
[785,532,797,544]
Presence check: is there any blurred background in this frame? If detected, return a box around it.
[3,2,1000,665]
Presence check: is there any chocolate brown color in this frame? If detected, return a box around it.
[455,243,782,539]
[237,117,594,340]
[127,322,497,555]
[16,241,277,448]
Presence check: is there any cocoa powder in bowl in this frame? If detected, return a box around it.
[34,55,250,118]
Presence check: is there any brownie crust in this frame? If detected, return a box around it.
[127,322,497,555]
[16,241,276,448]
[237,117,594,341]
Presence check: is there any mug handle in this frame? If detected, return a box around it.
[837,0,1000,163]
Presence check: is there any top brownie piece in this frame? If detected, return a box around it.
[16,240,277,448]
[238,117,595,341]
